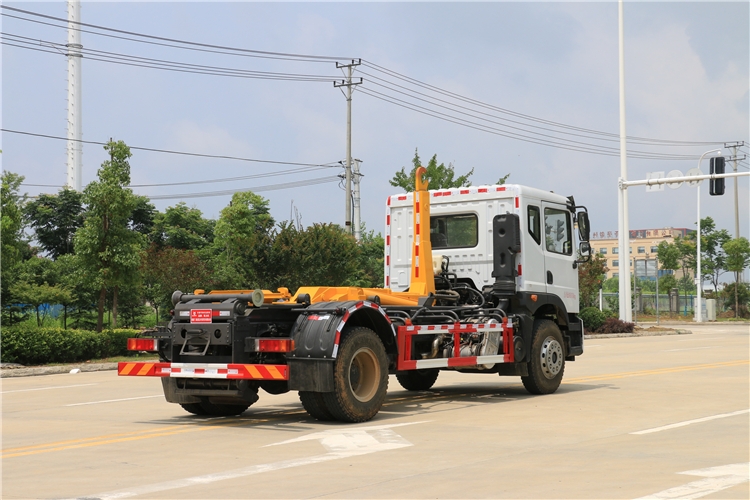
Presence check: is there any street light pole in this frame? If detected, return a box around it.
[695,149,722,323]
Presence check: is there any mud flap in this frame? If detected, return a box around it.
[288,359,334,392]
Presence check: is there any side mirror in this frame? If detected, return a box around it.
[576,241,592,264]
[577,211,590,241]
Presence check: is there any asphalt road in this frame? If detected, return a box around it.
[2,323,748,500]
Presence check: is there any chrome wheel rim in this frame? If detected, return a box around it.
[540,337,563,379]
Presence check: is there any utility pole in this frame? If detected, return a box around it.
[724,141,745,239]
[66,0,83,192]
[352,158,362,241]
[334,59,362,235]
[617,0,632,322]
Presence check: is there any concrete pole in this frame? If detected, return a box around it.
[732,145,739,238]
[617,0,632,322]
[353,158,362,241]
[694,148,723,323]
[67,0,83,191]
[696,183,702,322]
[344,64,353,234]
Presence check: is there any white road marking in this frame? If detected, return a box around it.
[66,395,162,406]
[80,421,427,500]
[634,462,749,499]
[631,409,750,435]
[662,347,716,352]
[0,383,97,394]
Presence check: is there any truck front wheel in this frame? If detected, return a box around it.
[396,369,439,391]
[323,327,388,422]
[521,319,565,395]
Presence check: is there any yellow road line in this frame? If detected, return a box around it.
[1,425,186,453]
[1,419,268,459]
[5,359,746,459]
[564,359,749,384]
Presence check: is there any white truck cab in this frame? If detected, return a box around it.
[386,183,590,360]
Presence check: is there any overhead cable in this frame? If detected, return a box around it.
[2,128,340,168]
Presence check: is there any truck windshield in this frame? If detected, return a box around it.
[430,214,478,249]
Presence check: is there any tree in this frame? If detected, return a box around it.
[74,140,146,331]
[578,253,608,309]
[9,281,72,326]
[150,202,214,250]
[722,237,750,318]
[698,217,731,293]
[212,191,274,289]
[390,150,474,192]
[130,196,156,235]
[24,188,84,259]
[142,245,213,320]
[1,171,27,324]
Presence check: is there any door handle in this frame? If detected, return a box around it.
[547,271,553,284]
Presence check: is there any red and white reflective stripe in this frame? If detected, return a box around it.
[118,362,289,379]
[401,321,509,335]
[414,192,421,278]
[414,354,508,370]
[385,204,391,287]
[331,301,396,358]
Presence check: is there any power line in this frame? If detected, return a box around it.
[357,87,701,160]
[360,60,726,147]
[145,176,341,200]
[1,6,350,62]
[1,34,339,82]
[2,128,340,168]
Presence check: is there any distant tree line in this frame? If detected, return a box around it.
[1,140,384,332]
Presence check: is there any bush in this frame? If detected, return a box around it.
[596,318,635,334]
[0,326,139,365]
[579,307,606,333]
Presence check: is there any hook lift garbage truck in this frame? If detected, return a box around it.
[119,167,592,422]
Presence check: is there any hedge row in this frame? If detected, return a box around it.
[579,307,635,334]
[0,326,141,365]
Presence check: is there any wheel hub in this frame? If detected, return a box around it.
[348,347,380,402]
[540,336,563,379]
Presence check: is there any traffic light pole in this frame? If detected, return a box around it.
[621,161,749,323]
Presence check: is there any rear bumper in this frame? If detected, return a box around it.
[117,362,288,380]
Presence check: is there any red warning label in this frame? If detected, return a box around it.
[190,309,212,324]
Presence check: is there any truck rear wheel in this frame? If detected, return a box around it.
[299,392,335,421]
[180,402,208,416]
[396,369,439,391]
[322,327,388,422]
[199,399,250,416]
[521,319,565,395]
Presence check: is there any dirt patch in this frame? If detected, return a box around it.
[635,326,675,332]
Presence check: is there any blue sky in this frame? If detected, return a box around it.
[3,1,748,247]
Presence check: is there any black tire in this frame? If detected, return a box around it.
[396,369,439,391]
[180,402,208,416]
[322,327,389,423]
[299,391,335,421]
[199,399,250,416]
[521,319,566,395]
[260,381,290,395]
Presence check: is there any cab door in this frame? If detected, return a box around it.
[542,202,579,313]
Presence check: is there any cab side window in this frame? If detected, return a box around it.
[544,208,572,255]
[528,205,541,245]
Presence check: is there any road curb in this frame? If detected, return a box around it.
[0,362,119,378]
[585,329,692,339]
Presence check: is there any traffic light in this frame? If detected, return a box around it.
[710,157,725,196]
[556,219,565,240]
